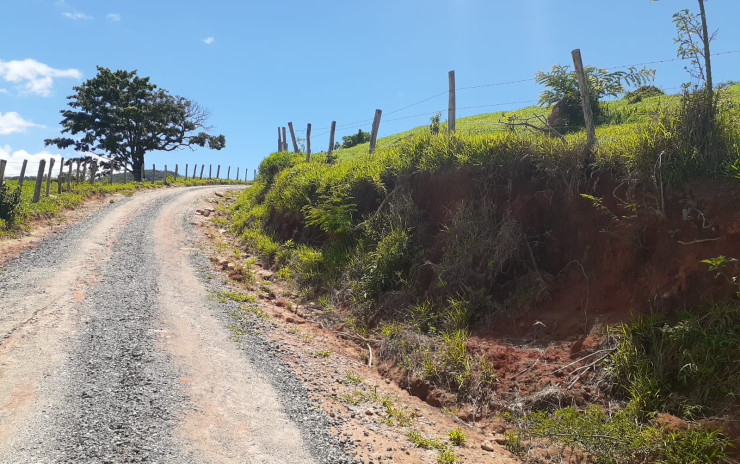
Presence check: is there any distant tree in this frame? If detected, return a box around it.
[341,129,371,149]
[45,67,225,181]
[429,112,442,135]
[536,65,654,129]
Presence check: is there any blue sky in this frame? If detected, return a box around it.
[1,0,739,178]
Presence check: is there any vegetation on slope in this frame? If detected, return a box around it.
[229,87,740,462]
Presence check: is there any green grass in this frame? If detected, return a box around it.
[0,175,249,233]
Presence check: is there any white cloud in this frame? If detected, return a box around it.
[203,37,215,45]
[63,11,93,20]
[0,112,43,135]
[0,146,64,178]
[0,59,82,97]
[106,13,121,22]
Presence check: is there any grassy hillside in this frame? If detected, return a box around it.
[228,86,740,463]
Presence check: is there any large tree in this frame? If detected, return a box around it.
[45,67,225,181]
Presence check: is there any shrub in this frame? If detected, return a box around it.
[0,183,23,228]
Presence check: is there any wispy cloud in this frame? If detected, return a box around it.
[106,13,121,22]
[0,112,43,135]
[0,146,63,177]
[0,59,82,97]
[203,37,215,45]
[63,11,92,20]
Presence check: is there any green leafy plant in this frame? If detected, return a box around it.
[448,427,466,446]
[0,183,23,228]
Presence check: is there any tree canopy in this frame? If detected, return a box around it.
[45,67,225,180]
[341,129,371,149]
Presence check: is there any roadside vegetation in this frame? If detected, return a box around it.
[228,77,740,462]
[0,175,245,235]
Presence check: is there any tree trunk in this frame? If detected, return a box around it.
[698,0,712,95]
[132,156,144,182]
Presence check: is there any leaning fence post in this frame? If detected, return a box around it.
[216,165,221,179]
[174,164,179,180]
[67,162,72,191]
[306,123,312,161]
[19,159,28,189]
[288,122,299,153]
[0,159,6,185]
[200,165,205,179]
[46,158,56,196]
[32,159,46,203]
[328,121,336,155]
[448,70,456,132]
[227,166,231,180]
[58,158,64,194]
[282,127,288,152]
[571,48,596,153]
[369,109,382,154]
[185,163,189,181]
[253,169,256,181]
[236,167,240,182]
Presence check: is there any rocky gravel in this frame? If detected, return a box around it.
[0,186,357,463]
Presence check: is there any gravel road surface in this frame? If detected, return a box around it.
[0,186,355,463]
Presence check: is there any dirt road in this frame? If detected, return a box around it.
[0,186,354,463]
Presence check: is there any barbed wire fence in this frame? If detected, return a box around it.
[278,48,740,157]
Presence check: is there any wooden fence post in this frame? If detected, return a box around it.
[288,122,299,153]
[18,159,28,189]
[185,164,189,180]
[216,165,220,179]
[164,165,168,185]
[282,127,288,151]
[236,167,240,182]
[192,164,197,179]
[89,160,98,184]
[152,164,156,183]
[306,123,311,161]
[58,158,64,193]
[227,166,231,180]
[0,159,6,185]
[200,165,205,179]
[571,48,596,152]
[253,169,256,181]
[140,163,145,182]
[448,70,456,132]
[32,159,46,203]
[67,163,72,191]
[46,158,55,196]
[278,127,283,152]
[369,109,382,154]
[208,164,212,179]
[175,164,179,179]
[328,121,336,155]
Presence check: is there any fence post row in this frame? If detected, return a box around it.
[288,122,299,153]
[0,159,6,185]
[18,159,28,189]
[571,48,596,153]
[306,123,311,161]
[46,158,56,196]
[369,109,382,154]
[328,121,336,155]
[448,70,456,133]
[32,159,46,203]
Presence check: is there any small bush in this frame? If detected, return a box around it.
[0,183,23,228]
[448,427,466,446]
